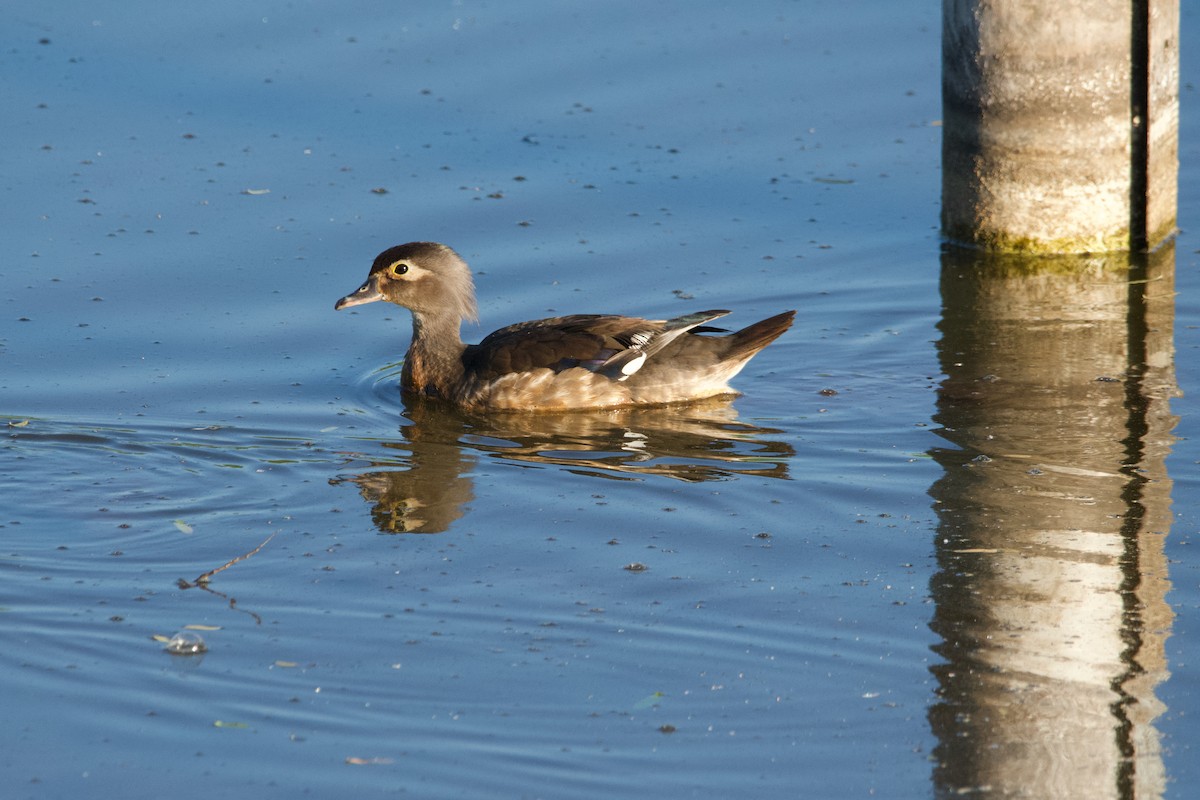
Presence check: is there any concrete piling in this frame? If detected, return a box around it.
[942,1,1179,253]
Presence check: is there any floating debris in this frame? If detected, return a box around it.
[164,630,207,655]
[177,532,275,588]
[633,691,665,709]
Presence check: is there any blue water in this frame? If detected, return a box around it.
[3,2,1199,798]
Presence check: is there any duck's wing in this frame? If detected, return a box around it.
[462,311,730,383]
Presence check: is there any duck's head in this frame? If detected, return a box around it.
[334,241,478,322]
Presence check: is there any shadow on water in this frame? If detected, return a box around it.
[928,243,1178,797]
[330,396,795,534]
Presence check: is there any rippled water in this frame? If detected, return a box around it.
[4,2,1200,798]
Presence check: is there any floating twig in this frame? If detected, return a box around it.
[177,532,276,589]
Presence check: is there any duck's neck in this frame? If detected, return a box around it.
[402,309,467,399]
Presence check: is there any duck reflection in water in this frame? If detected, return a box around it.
[330,395,794,534]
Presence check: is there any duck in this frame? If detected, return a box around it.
[334,242,795,411]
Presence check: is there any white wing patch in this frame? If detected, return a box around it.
[616,351,647,380]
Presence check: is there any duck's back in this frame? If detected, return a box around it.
[462,314,660,376]
[451,310,793,411]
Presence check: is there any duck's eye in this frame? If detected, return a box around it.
[389,261,410,277]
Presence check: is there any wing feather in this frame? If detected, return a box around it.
[461,311,728,383]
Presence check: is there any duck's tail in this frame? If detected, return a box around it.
[725,310,796,363]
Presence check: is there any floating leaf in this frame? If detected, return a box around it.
[346,756,394,765]
[633,691,666,710]
[173,520,194,534]
[184,624,221,631]
[213,720,248,729]
[152,634,171,643]
[242,188,270,195]
[274,660,298,668]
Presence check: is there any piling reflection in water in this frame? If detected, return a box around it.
[331,398,794,534]
[928,244,1178,797]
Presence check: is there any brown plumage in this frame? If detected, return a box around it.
[334,242,794,411]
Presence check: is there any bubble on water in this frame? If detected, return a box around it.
[164,631,207,656]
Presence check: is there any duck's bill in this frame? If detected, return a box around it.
[334,277,384,310]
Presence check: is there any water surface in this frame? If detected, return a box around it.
[3,2,1199,798]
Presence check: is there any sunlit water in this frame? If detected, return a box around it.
[3,2,1200,798]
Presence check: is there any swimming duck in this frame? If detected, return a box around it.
[335,242,795,411]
